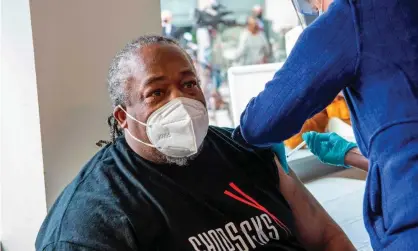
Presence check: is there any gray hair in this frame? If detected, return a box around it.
[107,35,182,108]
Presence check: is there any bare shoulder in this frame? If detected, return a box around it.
[273,156,355,251]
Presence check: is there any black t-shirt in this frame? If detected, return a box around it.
[36,126,306,251]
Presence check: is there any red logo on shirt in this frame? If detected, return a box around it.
[224,182,291,237]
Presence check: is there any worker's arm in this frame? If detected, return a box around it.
[233,0,358,147]
[274,156,355,251]
[344,148,369,172]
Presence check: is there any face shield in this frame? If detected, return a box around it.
[291,0,321,28]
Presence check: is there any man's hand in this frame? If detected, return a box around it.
[274,156,356,251]
[302,132,357,167]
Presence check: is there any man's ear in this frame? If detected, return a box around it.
[113,106,128,129]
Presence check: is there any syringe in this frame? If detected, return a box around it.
[286,141,307,158]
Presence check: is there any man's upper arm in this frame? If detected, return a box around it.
[273,156,355,251]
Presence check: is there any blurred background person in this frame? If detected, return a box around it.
[235,16,270,66]
[252,4,272,61]
[252,5,265,30]
[159,0,300,127]
[161,10,178,39]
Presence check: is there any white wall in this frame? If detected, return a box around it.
[29,0,162,209]
[1,1,47,251]
[228,63,284,126]
[265,0,299,29]
[1,0,161,250]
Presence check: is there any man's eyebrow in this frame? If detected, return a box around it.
[142,75,166,86]
[180,69,196,76]
[142,68,196,86]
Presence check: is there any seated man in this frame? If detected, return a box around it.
[36,35,355,251]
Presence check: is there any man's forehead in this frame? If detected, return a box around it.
[131,44,196,86]
[136,44,192,71]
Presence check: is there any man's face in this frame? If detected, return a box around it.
[252,6,262,18]
[161,11,172,24]
[247,17,258,32]
[115,44,206,163]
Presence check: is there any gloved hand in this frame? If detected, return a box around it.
[302,131,357,168]
[271,143,290,174]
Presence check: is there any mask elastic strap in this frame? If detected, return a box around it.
[124,129,156,148]
[117,105,156,148]
[118,105,148,126]
[189,116,198,152]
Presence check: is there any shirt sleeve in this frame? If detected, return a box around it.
[35,168,162,251]
[234,0,359,147]
[42,242,100,251]
[216,127,289,174]
[37,209,139,251]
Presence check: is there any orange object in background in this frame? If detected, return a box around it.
[325,94,351,125]
[284,95,351,149]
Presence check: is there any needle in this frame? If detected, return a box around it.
[286,141,307,158]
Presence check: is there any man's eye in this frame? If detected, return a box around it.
[151,90,163,97]
[184,81,198,88]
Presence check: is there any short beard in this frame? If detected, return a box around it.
[162,143,205,166]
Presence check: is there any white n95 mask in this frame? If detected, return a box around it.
[119,97,209,158]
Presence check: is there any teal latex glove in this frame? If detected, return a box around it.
[302,132,357,168]
[271,143,290,174]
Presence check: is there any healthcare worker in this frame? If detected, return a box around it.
[233,0,418,249]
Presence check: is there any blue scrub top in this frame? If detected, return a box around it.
[233,0,418,249]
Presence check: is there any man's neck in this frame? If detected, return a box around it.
[125,136,166,164]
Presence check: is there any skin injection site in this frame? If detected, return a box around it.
[2,0,418,250]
